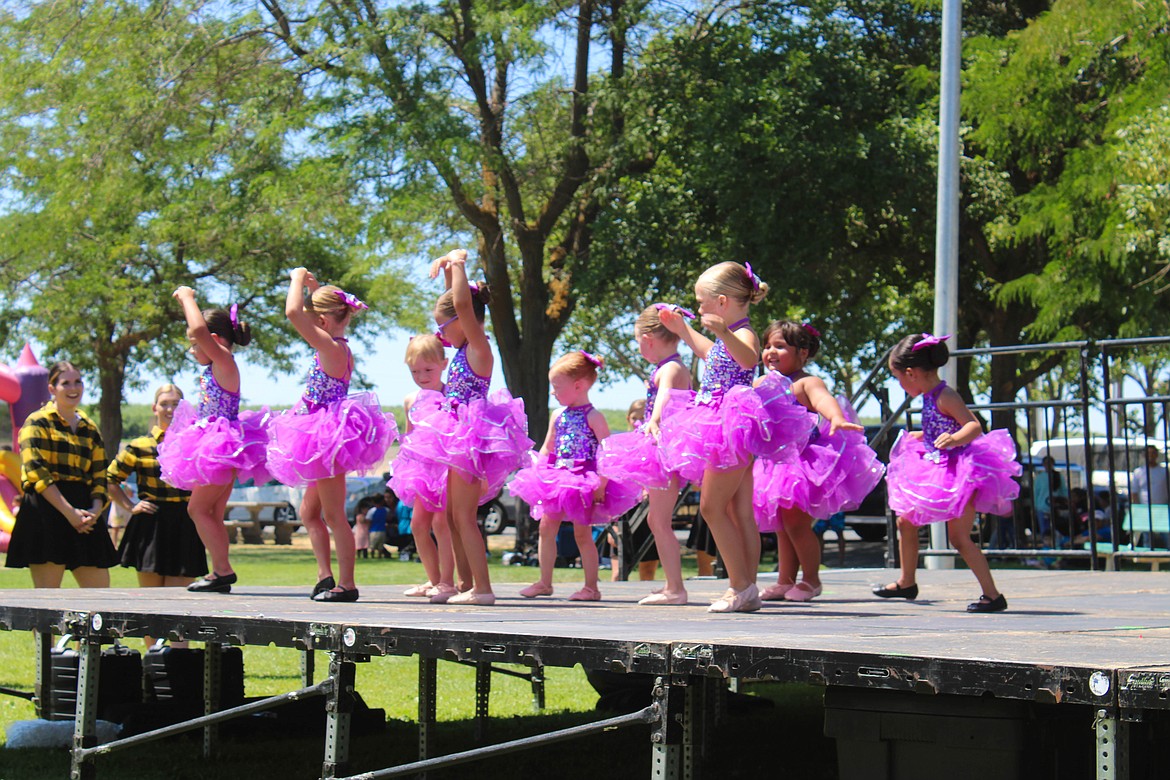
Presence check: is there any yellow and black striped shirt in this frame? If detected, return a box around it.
[19,401,107,500]
[107,426,189,503]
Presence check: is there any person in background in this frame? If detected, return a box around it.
[1130,445,1169,505]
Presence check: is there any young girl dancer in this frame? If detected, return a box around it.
[390,334,470,603]
[109,383,207,588]
[159,288,270,593]
[598,304,694,605]
[400,249,531,605]
[658,263,809,613]
[267,268,397,602]
[752,321,884,602]
[872,333,1021,612]
[512,352,641,602]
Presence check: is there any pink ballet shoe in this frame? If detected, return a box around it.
[568,586,601,602]
[759,582,796,601]
[708,584,761,613]
[404,582,434,597]
[638,589,688,606]
[519,582,554,599]
[428,584,459,604]
[784,582,822,602]
[448,590,496,606]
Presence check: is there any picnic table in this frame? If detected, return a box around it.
[223,501,298,545]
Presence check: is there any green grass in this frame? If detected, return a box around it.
[0,539,832,779]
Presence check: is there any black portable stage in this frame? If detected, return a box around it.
[1,568,1168,779]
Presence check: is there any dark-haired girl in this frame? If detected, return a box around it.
[872,333,1020,612]
[5,361,119,587]
[158,286,270,593]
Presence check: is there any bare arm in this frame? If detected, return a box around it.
[659,307,715,359]
[174,286,239,392]
[284,268,349,373]
[536,412,559,457]
[795,376,863,436]
[645,362,691,438]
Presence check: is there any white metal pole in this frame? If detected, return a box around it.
[928,0,962,569]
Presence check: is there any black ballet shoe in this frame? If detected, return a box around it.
[872,582,918,600]
[312,587,359,603]
[311,577,336,599]
[188,572,237,593]
[966,593,1007,613]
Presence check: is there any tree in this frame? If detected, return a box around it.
[0,0,404,446]
[255,0,660,435]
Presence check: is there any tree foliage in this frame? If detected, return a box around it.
[0,0,404,445]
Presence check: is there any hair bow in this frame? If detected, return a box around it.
[654,303,696,320]
[912,333,951,351]
[229,303,239,331]
[744,262,761,292]
[580,350,603,368]
[335,290,369,311]
[468,282,480,296]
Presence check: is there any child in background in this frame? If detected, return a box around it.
[872,333,1020,612]
[352,496,373,559]
[512,352,642,601]
[395,249,531,605]
[266,268,397,602]
[599,304,694,604]
[389,333,468,602]
[160,288,270,593]
[752,321,883,602]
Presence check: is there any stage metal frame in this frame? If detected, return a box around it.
[1,570,1167,780]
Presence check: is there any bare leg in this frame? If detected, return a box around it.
[776,528,799,585]
[299,485,333,584]
[730,465,760,582]
[137,571,165,587]
[316,474,356,591]
[448,471,492,595]
[71,566,110,588]
[411,506,442,587]
[535,518,558,588]
[781,508,822,589]
[162,575,195,587]
[188,481,235,577]
[573,524,600,593]
[637,560,660,580]
[698,465,753,591]
[646,484,685,596]
[29,563,65,589]
[948,504,1001,599]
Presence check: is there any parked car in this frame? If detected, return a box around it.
[479,483,517,535]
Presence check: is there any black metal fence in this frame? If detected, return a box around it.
[853,336,1170,571]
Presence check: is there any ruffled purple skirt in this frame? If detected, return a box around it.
[266,392,397,487]
[510,456,643,525]
[658,372,813,485]
[396,388,532,501]
[753,400,885,529]
[886,428,1021,526]
[597,429,675,490]
[158,401,271,490]
[388,448,448,513]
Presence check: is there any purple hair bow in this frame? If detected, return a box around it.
[744,262,761,292]
[912,333,951,351]
[654,303,696,320]
[229,303,239,331]
[803,322,821,338]
[335,290,369,311]
[580,350,603,368]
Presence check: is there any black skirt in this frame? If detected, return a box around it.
[5,482,119,570]
[117,500,208,578]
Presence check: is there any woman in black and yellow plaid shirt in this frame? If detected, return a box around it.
[109,384,208,587]
[4,361,119,587]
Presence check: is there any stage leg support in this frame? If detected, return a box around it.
[651,675,693,780]
[203,640,223,758]
[322,653,360,780]
[70,636,101,780]
[475,660,491,742]
[418,655,437,772]
[33,628,51,720]
[531,663,545,710]
[1095,708,1130,780]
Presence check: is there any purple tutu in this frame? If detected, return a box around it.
[158,401,272,490]
[511,455,643,525]
[388,447,448,513]
[398,388,532,501]
[597,429,675,490]
[886,428,1021,526]
[266,392,397,487]
[753,398,885,529]
[658,372,813,485]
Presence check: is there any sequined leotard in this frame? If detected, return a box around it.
[197,365,241,421]
[920,382,964,462]
[301,339,352,413]
[644,354,683,422]
[551,404,598,470]
[444,346,491,408]
[695,319,755,405]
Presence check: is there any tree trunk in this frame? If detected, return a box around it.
[96,354,126,453]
